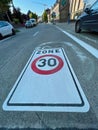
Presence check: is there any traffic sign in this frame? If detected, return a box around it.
[3,48,90,112]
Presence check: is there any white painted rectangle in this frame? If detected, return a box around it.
[3,48,90,112]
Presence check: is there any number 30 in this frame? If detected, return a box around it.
[38,58,57,67]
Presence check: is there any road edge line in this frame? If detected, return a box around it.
[56,26,98,59]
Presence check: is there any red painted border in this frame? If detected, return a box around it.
[31,55,64,75]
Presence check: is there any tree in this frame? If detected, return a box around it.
[0,0,12,21]
[22,14,28,22]
[42,10,48,22]
[4,9,13,21]
[32,13,38,20]
[13,8,23,24]
[0,0,11,13]
[27,10,38,20]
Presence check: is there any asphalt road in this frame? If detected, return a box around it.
[0,23,98,129]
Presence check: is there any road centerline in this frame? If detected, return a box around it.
[33,31,39,37]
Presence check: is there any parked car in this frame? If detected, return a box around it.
[75,0,98,33]
[29,18,37,26]
[0,21,15,40]
[25,20,33,28]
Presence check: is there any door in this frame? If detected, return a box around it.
[81,1,98,31]
[89,1,98,31]
[1,22,10,36]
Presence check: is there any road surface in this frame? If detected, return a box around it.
[0,23,98,129]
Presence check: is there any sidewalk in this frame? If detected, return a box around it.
[13,23,26,32]
[56,22,75,33]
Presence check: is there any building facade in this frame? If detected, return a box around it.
[69,0,84,20]
[69,0,97,20]
[59,0,69,22]
[50,0,69,22]
[50,0,97,22]
[46,8,51,22]
[50,0,60,22]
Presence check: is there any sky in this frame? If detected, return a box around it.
[13,0,56,16]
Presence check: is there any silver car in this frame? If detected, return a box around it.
[25,20,33,28]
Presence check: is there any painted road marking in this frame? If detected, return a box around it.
[33,31,39,37]
[56,26,98,59]
[3,48,90,112]
[0,37,12,43]
[31,54,64,75]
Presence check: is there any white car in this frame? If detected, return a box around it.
[29,19,37,26]
[0,21,15,40]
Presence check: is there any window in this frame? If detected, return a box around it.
[91,1,98,11]
[0,22,9,27]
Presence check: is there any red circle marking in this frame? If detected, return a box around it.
[31,55,64,75]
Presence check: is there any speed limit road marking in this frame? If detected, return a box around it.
[31,55,64,75]
[3,48,90,112]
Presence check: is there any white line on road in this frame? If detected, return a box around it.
[0,37,12,43]
[33,31,39,37]
[56,26,98,59]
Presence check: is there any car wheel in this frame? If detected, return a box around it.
[75,21,81,33]
[0,34,3,40]
[12,29,16,35]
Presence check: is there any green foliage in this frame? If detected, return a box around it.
[32,13,38,20]
[42,11,48,22]
[13,8,24,24]
[0,0,12,13]
[27,10,38,20]
[0,0,12,20]
[13,18,19,24]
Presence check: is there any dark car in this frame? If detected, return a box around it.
[75,0,98,33]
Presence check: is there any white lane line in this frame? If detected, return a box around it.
[33,31,39,37]
[56,26,98,59]
[0,37,12,43]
